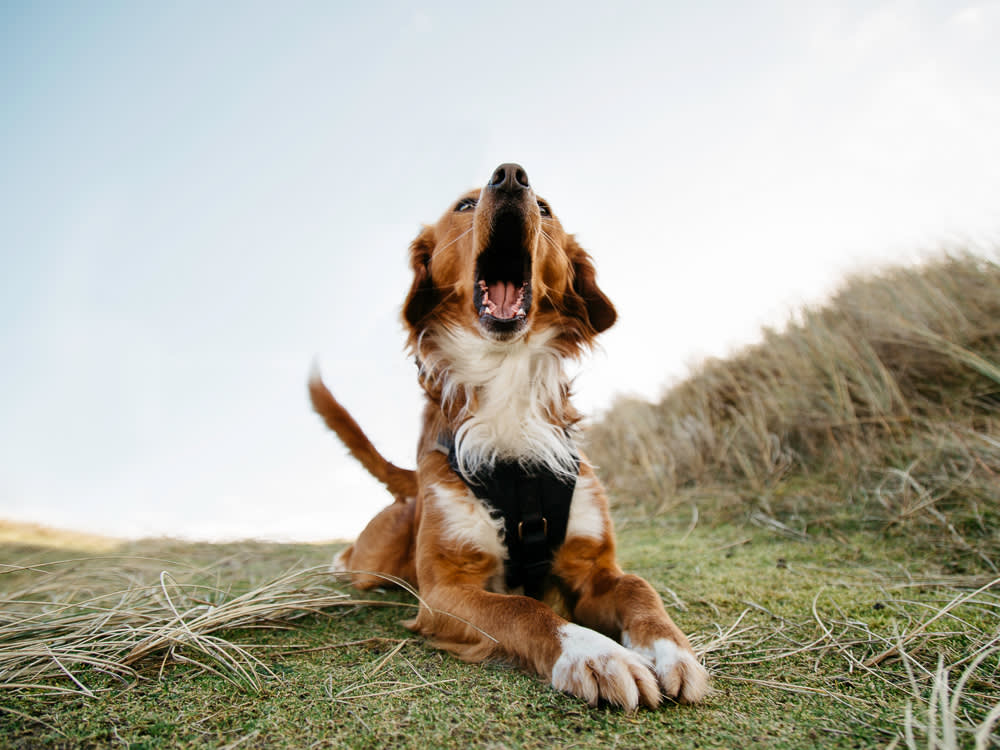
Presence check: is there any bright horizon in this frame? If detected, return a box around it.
[2,2,998,542]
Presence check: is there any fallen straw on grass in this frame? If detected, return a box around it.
[0,558,415,695]
[701,576,1000,747]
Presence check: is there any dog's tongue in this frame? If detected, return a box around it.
[488,281,519,318]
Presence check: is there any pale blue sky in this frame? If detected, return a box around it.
[2,1,998,540]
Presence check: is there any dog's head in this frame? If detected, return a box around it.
[402,163,616,349]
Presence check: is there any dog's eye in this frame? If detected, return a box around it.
[537,200,551,217]
[454,198,477,213]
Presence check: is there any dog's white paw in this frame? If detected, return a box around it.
[551,624,660,711]
[622,634,709,704]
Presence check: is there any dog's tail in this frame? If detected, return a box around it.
[308,369,417,502]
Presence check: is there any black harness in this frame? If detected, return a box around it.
[436,433,578,600]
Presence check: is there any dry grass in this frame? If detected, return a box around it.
[588,251,1000,568]
[733,593,999,749]
[0,542,414,698]
[699,579,1000,749]
[0,520,120,553]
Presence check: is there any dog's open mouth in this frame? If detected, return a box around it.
[473,213,533,336]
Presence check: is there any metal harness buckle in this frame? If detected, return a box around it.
[518,517,548,541]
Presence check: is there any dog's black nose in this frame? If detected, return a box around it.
[487,163,530,193]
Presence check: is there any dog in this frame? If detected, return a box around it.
[309,163,708,710]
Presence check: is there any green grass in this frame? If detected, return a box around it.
[2,521,997,749]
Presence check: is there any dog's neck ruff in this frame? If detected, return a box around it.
[416,326,580,480]
[434,431,579,600]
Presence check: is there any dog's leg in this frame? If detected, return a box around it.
[411,478,661,711]
[409,583,661,712]
[555,536,710,704]
[333,498,417,590]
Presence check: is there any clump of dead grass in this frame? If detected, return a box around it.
[588,251,1000,566]
[0,549,413,697]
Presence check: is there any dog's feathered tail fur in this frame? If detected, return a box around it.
[308,370,417,501]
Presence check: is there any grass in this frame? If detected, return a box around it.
[2,524,997,748]
[2,251,999,748]
[587,252,1000,569]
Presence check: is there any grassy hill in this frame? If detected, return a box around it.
[588,252,1000,569]
[2,253,998,748]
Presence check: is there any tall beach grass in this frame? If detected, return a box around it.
[587,252,1000,568]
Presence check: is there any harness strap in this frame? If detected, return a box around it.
[435,432,578,600]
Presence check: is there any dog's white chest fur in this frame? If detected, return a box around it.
[426,327,578,479]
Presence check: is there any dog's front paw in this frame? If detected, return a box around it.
[551,624,660,711]
[623,634,709,704]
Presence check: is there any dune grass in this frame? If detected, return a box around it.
[587,252,1000,570]
[2,251,998,748]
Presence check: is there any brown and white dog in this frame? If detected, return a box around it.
[309,163,708,710]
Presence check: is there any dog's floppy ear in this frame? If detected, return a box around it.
[569,240,617,334]
[402,227,438,329]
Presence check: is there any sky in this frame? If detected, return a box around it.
[2,1,998,542]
